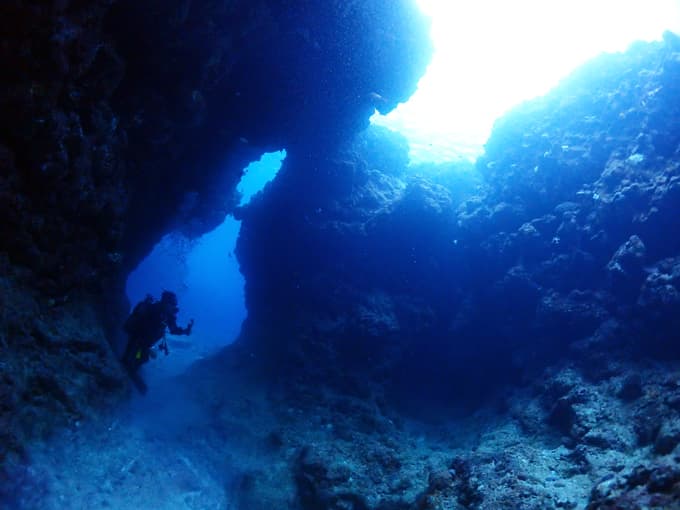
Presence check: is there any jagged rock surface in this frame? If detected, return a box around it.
[237,33,680,403]
[3,1,680,508]
[231,34,680,508]
[0,0,431,492]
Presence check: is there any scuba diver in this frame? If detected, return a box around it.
[121,290,194,393]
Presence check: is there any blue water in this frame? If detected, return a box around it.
[125,151,285,374]
[237,150,286,206]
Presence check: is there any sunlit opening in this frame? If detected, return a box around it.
[238,150,286,205]
[372,0,680,164]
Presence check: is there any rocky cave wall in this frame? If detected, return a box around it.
[0,0,431,469]
[236,33,680,411]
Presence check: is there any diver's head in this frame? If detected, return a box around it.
[160,290,178,310]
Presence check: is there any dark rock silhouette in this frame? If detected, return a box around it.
[235,33,680,415]
[1,1,680,507]
[0,0,431,497]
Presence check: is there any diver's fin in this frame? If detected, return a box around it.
[127,369,148,395]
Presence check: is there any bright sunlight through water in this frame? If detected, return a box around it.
[372,0,680,164]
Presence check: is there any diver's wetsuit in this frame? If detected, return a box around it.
[122,292,193,393]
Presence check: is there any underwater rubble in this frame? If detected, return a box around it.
[1,1,430,504]
[229,32,680,509]
[1,0,680,508]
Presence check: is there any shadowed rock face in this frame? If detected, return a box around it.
[0,0,431,473]
[235,33,680,411]
[3,3,680,508]
[0,0,431,295]
[106,0,432,275]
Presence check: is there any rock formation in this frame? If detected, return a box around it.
[2,0,680,507]
[0,0,431,487]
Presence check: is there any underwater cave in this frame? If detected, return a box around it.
[1,0,680,508]
[125,150,285,379]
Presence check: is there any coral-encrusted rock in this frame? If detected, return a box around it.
[535,290,609,343]
[1,0,432,311]
[427,469,454,491]
[106,0,432,276]
[637,257,680,356]
[638,258,680,310]
[0,0,128,295]
[632,402,664,447]
[588,462,680,509]
[0,0,433,482]
[647,464,680,493]
[547,396,580,435]
[606,235,647,298]
[0,270,126,480]
[234,34,680,415]
[616,373,643,402]
[654,419,680,455]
